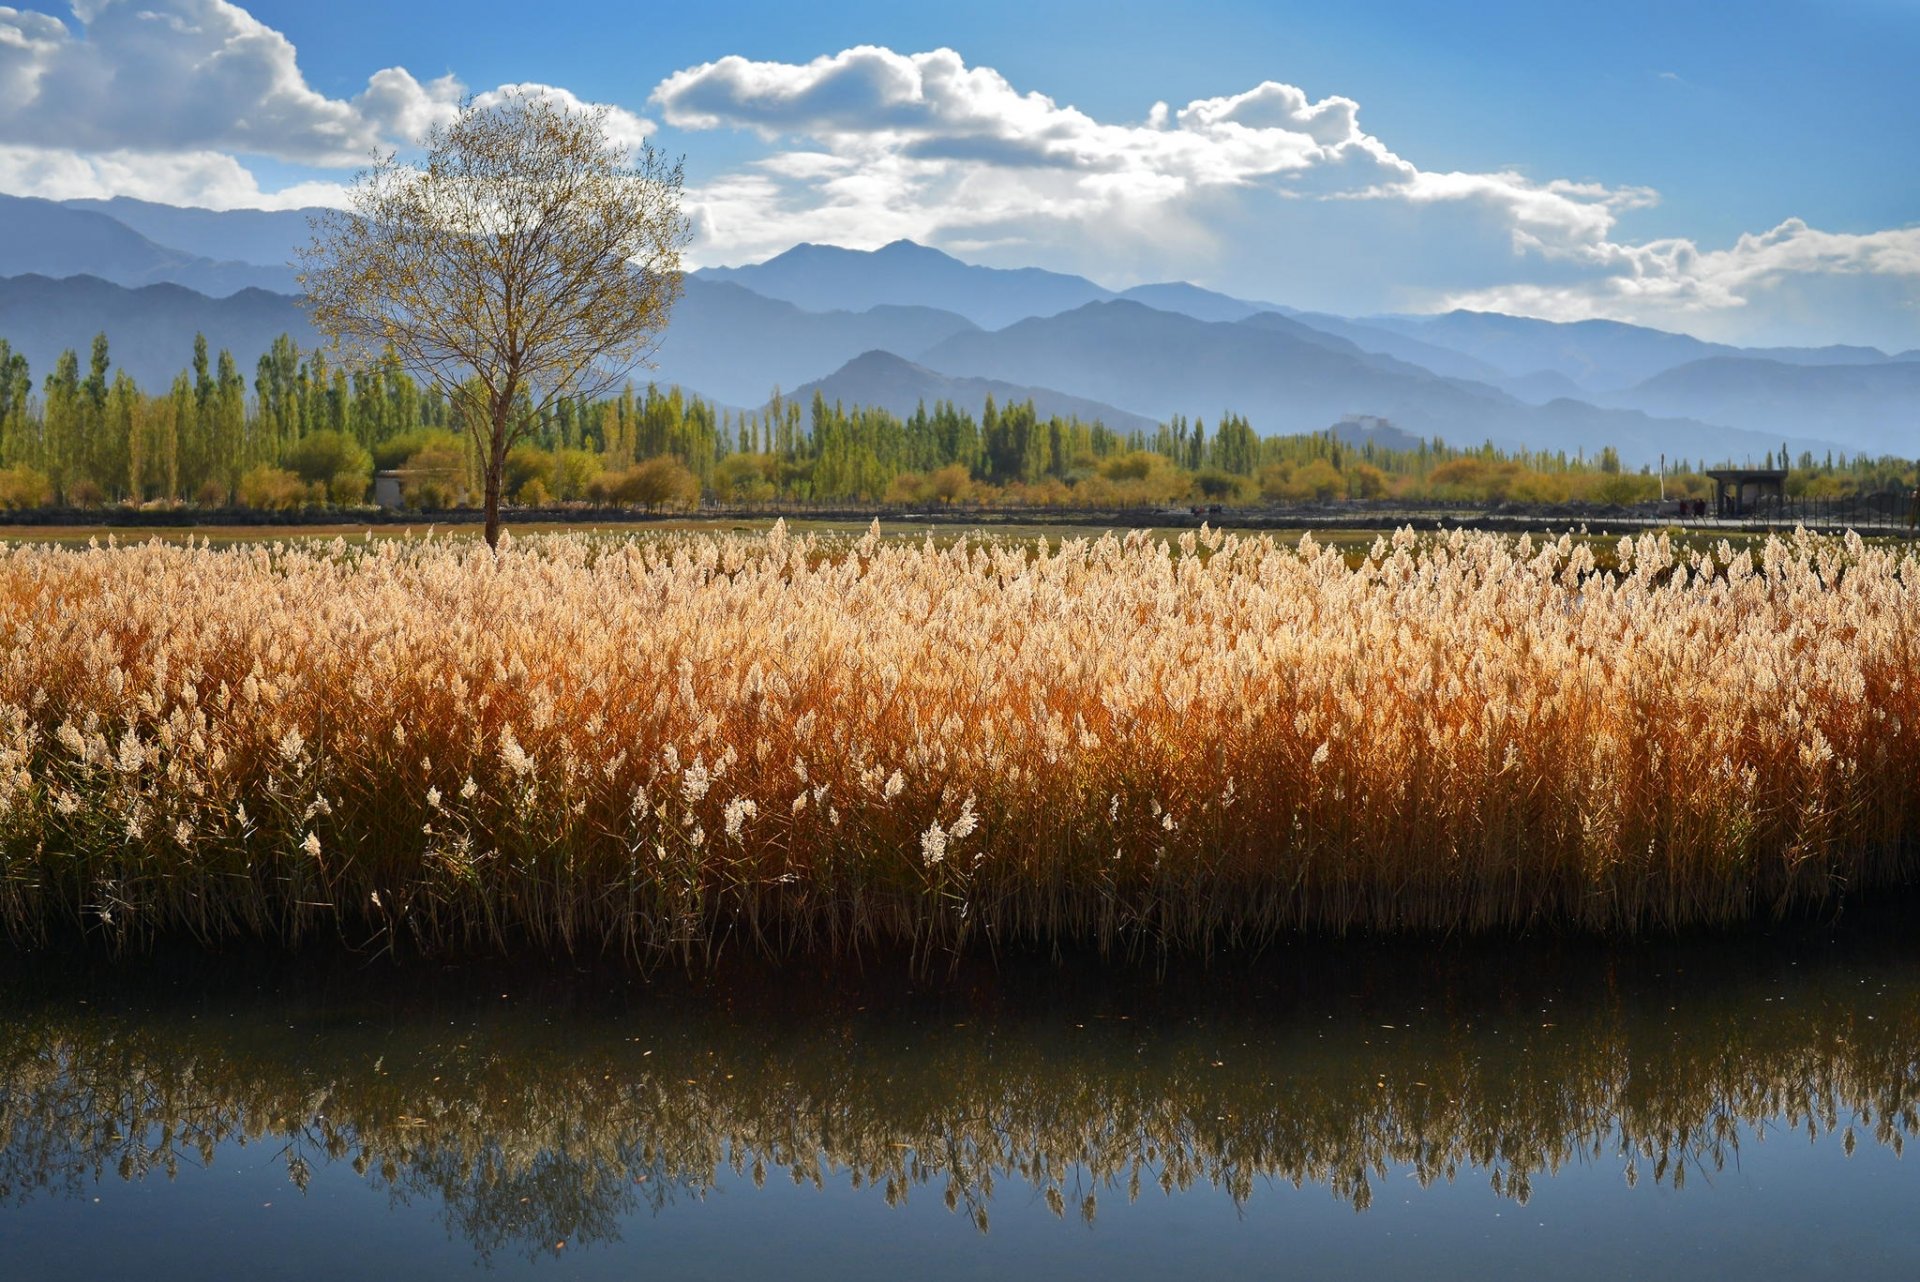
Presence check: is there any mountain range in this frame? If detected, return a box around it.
[1,193,1914,467]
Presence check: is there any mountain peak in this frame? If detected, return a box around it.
[873,238,952,260]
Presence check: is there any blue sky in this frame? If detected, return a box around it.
[234,0,1919,243]
[1,0,1916,346]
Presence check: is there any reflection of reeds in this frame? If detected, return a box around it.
[0,524,1915,956]
[0,956,1914,1254]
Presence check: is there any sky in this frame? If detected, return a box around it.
[0,0,1916,347]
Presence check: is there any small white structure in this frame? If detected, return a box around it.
[373,471,404,511]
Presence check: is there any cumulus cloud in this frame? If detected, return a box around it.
[0,0,460,164]
[0,141,347,208]
[472,83,656,159]
[0,2,652,202]
[653,45,1920,346]
[648,45,1658,284]
[652,46,1427,284]
[1445,219,1920,338]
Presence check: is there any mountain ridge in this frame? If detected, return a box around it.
[784,349,1160,435]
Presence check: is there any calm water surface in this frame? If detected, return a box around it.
[1,927,1916,1279]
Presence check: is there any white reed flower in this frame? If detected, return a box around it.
[302,831,322,858]
[724,797,757,842]
[500,729,534,777]
[883,769,905,801]
[921,822,948,866]
[681,759,711,803]
[950,795,978,842]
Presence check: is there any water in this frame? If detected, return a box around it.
[1,926,1916,1279]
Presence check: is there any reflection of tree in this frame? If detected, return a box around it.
[0,950,1915,1258]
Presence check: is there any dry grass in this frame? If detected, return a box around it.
[0,521,1913,960]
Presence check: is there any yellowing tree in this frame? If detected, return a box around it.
[299,90,690,546]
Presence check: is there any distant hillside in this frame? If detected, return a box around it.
[1604,357,1920,458]
[1111,281,1293,322]
[1328,416,1428,453]
[1368,309,1900,394]
[0,274,316,386]
[919,299,1514,433]
[916,300,1842,467]
[0,194,296,296]
[648,277,979,406]
[698,239,1111,330]
[700,238,1329,336]
[61,196,323,270]
[1282,311,1510,386]
[786,350,1159,434]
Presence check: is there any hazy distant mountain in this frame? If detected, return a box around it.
[0,274,316,386]
[699,239,1300,332]
[918,300,1497,430]
[1327,416,1428,453]
[61,196,323,270]
[698,240,1112,330]
[1282,311,1510,385]
[1368,309,1901,394]
[648,277,979,406]
[1604,357,1920,457]
[786,350,1159,434]
[1112,281,1293,322]
[0,194,296,295]
[916,300,1840,466]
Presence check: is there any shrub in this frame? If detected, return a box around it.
[713,453,775,504]
[929,463,973,505]
[593,457,699,509]
[400,444,470,509]
[236,466,307,511]
[286,431,373,487]
[64,479,108,509]
[551,448,604,501]
[505,445,556,502]
[0,466,52,510]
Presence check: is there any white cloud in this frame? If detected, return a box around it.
[472,83,656,159]
[0,0,434,163]
[654,45,1920,347]
[1444,219,1920,341]
[0,140,346,207]
[0,3,652,204]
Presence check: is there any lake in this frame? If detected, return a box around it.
[2,922,1916,1278]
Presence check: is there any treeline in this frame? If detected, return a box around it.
[0,332,1911,511]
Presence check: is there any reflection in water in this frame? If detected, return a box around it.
[0,936,1916,1260]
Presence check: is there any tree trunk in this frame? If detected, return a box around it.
[484,396,510,549]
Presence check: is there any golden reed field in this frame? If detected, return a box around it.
[0,521,1913,958]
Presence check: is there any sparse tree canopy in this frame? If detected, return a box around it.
[299,89,691,546]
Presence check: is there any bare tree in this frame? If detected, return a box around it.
[299,90,690,547]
